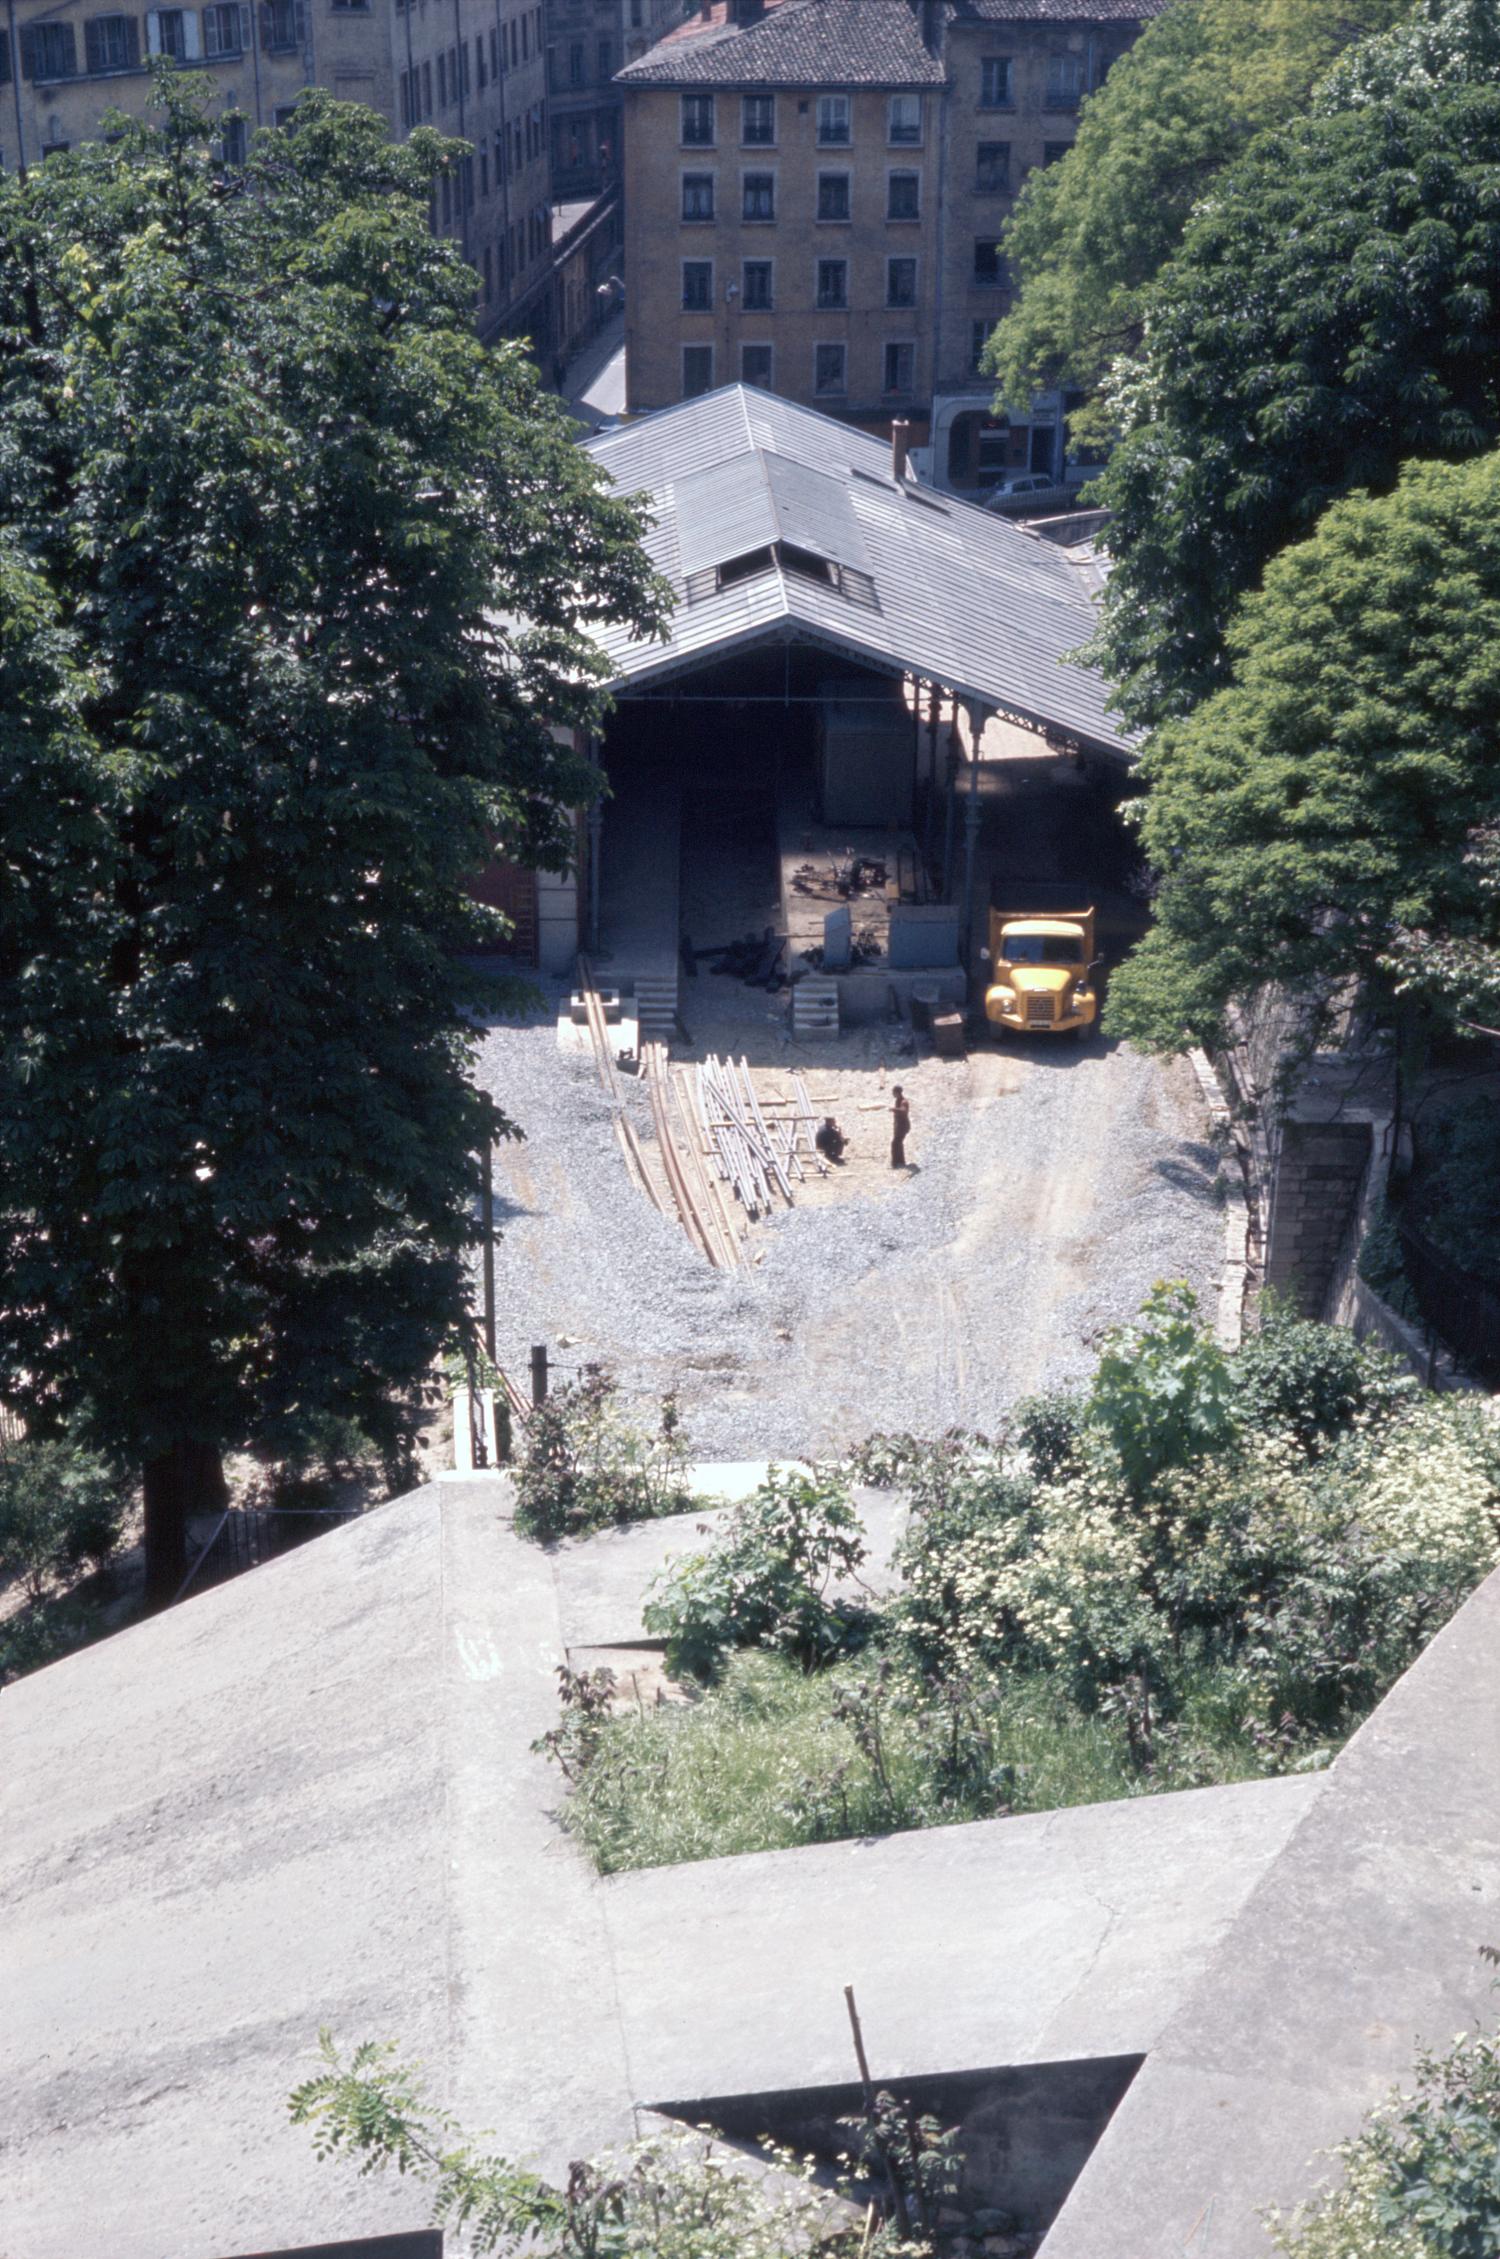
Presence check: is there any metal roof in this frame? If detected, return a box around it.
[584,385,1134,757]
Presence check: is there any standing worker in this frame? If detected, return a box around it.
[890,1085,911,1169]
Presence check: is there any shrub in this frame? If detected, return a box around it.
[1234,1300,1410,1453]
[1271,1998,1500,2258]
[512,1365,692,1542]
[292,2030,930,2257]
[1012,1386,1087,1480]
[1088,1282,1237,1496]
[0,1438,128,1601]
[642,1465,870,1683]
[1416,1095,1500,1288]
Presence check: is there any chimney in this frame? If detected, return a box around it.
[730,0,765,21]
[891,418,912,482]
[917,0,941,55]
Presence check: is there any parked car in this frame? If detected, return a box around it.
[983,472,1061,509]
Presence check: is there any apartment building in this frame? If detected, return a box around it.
[546,0,684,196]
[0,0,553,337]
[617,0,1160,487]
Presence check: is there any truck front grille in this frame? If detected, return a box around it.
[1026,996,1054,1025]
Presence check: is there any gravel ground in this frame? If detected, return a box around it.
[475,985,1226,1460]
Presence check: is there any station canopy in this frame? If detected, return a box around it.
[583,385,1134,758]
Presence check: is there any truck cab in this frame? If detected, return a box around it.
[983,887,1099,1036]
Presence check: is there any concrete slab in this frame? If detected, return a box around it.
[19,1471,1483,2258]
[1039,1561,1500,2259]
[601,1778,1320,2108]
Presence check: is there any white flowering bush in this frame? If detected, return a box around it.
[541,1295,1500,1871]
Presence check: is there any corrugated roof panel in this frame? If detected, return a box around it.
[583,385,1134,755]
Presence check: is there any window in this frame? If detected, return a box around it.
[22,20,76,74]
[201,4,244,57]
[150,8,194,60]
[568,39,584,84]
[887,170,919,220]
[597,37,610,78]
[682,344,714,398]
[742,171,774,222]
[816,257,847,310]
[886,255,916,308]
[741,93,774,145]
[437,50,447,105]
[221,112,248,163]
[971,318,992,369]
[883,341,915,395]
[979,55,1011,107]
[681,91,714,145]
[742,342,773,388]
[1045,52,1085,106]
[816,170,850,222]
[973,237,1008,288]
[814,342,846,396]
[816,94,850,146]
[261,0,297,52]
[1043,139,1071,165]
[421,58,431,114]
[490,26,498,75]
[975,140,1009,192]
[682,258,712,310]
[84,12,137,70]
[477,36,486,86]
[887,93,921,145]
[742,259,773,309]
[681,172,715,222]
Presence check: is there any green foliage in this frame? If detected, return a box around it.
[1414,1097,1500,1286]
[1385,823,1500,1031]
[985,0,1404,430]
[1090,85,1500,729]
[0,1600,95,1690]
[1271,2000,1500,2258]
[292,2031,928,2258]
[512,1367,691,1542]
[0,77,665,1594]
[548,1294,1500,1874]
[641,1465,870,1683]
[1359,1204,1423,1323]
[1088,1283,1236,1496]
[555,1647,1264,1874]
[0,1438,127,1601]
[1232,1301,1411,1454]
[289,2031,561,2252]
[1105,455,1500,1052]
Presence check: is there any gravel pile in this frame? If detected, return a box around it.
[474,987,1226,1460]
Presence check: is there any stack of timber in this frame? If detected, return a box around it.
[642,1042,741,1269]
[695,1057,827,1220]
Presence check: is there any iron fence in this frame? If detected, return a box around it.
[1397,1217,1500,1389]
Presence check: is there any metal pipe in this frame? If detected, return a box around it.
[960,699,985,965]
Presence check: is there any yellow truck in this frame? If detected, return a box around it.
[982,883,1101,1037]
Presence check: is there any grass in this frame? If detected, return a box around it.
[560,1648,1299,1875]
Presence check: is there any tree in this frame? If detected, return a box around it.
[983,0,1405,437]
[0,79,665,1604]
[1105,453,1500,1054]
[0,1439,126,1601]
[1087,76,1500,727]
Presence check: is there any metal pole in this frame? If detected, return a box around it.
[587,788,603,953]
[941,727,959,902]
[480,1142,496,1363]
[6,0,27,179]
[529,1342,549,1405]
[961,701,984,967]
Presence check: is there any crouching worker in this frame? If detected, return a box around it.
[815,1116,848,1164]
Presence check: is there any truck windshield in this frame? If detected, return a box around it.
[1003,935,1083,965]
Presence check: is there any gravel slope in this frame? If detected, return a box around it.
[474,991,1225,1459]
